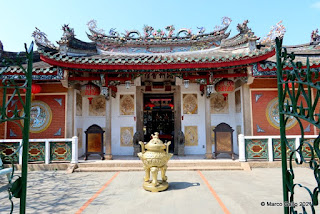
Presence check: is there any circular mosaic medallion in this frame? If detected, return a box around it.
[21,101,52,133]
[266,98,297,130]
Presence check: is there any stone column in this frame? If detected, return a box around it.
[104,91,112,160]
[205,92,213,159]
[242,84,252,136]
[66,88,75,138]
[174,85,182,155]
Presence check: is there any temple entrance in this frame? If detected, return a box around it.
[143,94,175,152]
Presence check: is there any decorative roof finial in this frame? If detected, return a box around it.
[311,29,320,43]
[32,27,57,50]
[0,40,3,51]
[62,24,75,38]
[260,21,286,45]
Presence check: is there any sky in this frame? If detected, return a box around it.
[1,0,320,51]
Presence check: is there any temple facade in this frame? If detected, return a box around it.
[1,18,319,159]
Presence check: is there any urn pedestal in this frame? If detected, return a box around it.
[138,132,173,192]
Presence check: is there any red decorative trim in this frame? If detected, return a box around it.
[40,50,275,71]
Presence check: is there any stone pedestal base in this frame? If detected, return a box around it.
[104,154,113,160]
[143,180,169,192]
[205,153,213,159]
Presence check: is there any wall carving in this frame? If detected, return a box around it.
[266,97,297,129]
[210,93,228,114]
[89,96,106,116]
[183,94,198,114]
[120,95,135,115]
[21,101,52,133]
[120,127,133,147]
[185,126,198,146]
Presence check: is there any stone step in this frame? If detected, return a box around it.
[74,165,244,172]
[76,161,241,168]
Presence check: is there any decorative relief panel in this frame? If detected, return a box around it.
[210,93,228,114]
[266,97,297,129]
[120,95,135,115]
[28,142,45,162]
[183,94,198,114]
[89,96,106,116]
[21,101,52,133]
[120,127,133,147]
[245,139,268,159]
[185,126,198,146]
[272,138,295,159]
[76,92,82,116]
[50,142,72,161]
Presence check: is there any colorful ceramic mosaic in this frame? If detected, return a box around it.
[185,126,198,146]
[28,142,45,162]
[50,142,72,161]
[245,139,268,159]
[210,93,228,114]
[0,142,19,163]
[120,127,133,147]
[76,92,82,116]
[266,97,297,130]
[20,101,52,133]
[183,94,198,114]
[301,139,318,158]
[120,95,135,115]
[272,139,295,159]
[89,96,106,116]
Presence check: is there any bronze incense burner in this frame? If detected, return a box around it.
[138,132,173,192]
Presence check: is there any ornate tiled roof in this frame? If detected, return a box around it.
[39,45,275,70]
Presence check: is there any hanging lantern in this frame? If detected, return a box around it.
[23,83,42,100]
[125,80,131,89]
[215,79,235,93]
[283,78,294,89]
[183,79,189,89]
[81,83,100,104]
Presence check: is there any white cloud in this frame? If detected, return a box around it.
[311,1,320,9]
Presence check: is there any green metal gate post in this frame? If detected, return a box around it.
[19,43,33,214]
[276,38,289,214]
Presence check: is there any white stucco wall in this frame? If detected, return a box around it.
[110,85,136,155]
[181,83,207,155]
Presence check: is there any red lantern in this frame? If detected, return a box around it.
[23,84,42,100]
[169,103,174,109]
[81,83,100,104]
[215,79,235,93]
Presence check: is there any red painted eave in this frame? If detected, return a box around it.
[40,50,275,71]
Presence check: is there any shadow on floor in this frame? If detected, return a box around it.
[168,182,200,191]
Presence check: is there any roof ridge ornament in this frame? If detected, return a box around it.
[260,21,286,45]
[311,28,320,43]
[61,24,75,38]
[87,17,231,41]
[32,27,57,50]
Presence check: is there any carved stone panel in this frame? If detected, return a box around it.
[120,95,135,115]
[183,94,198,114]
[120,127,133,147]
[210,93,228,114]
[89,96,106,116]
[184,126,198,146]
